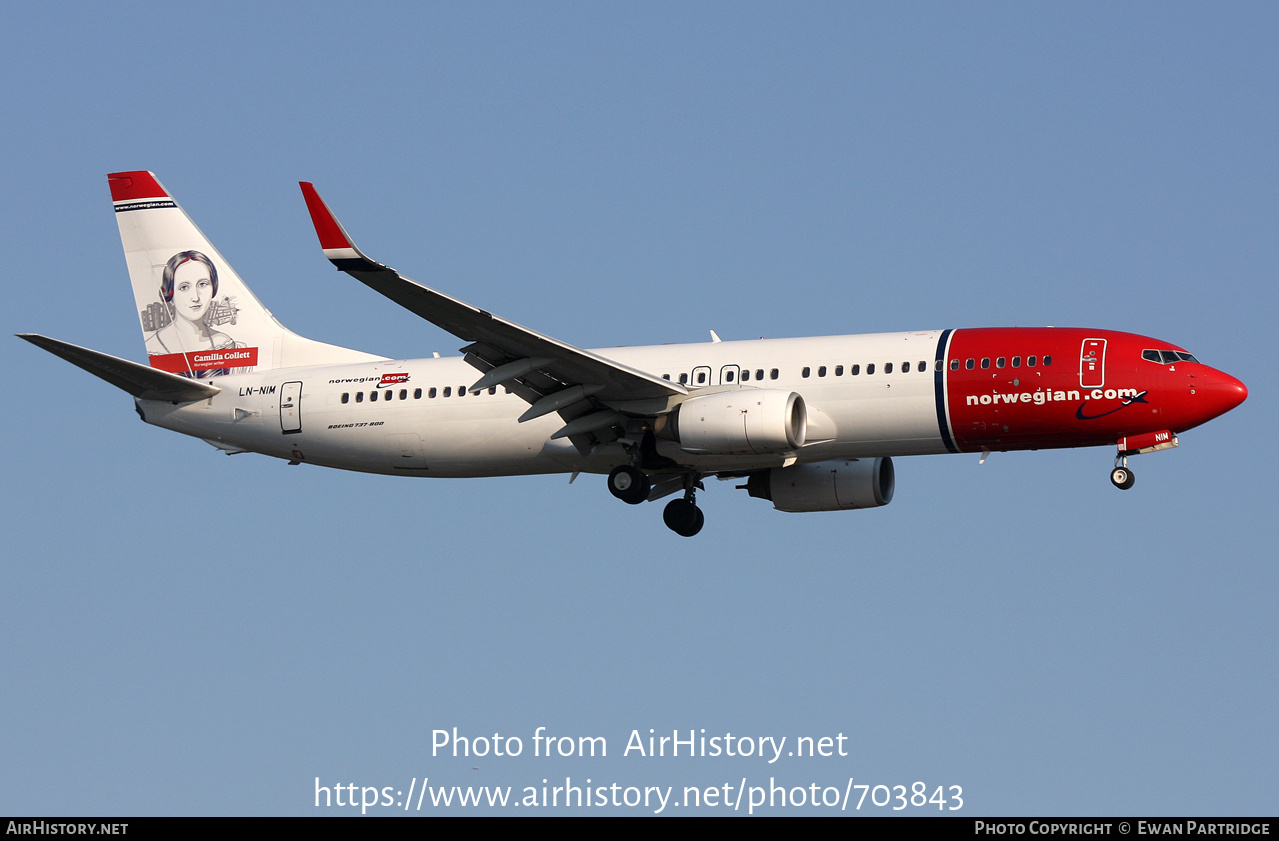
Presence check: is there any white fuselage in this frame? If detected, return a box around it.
[141,331,951,477]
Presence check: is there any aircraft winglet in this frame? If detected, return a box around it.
[299,182,390,273]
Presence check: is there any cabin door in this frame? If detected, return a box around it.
[280,381,302,434]
[1079,339,1107,389]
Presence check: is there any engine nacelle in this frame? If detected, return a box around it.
[745,457,895,512]
[668,389,806,455]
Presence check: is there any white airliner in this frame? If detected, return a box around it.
[20,171,1248,536]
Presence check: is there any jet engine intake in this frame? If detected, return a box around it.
[667,390,806,455]
[745,457,894,512]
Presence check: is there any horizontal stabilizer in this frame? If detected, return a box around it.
[18,334,221,403]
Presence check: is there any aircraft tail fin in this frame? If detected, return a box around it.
[109,171,383,378]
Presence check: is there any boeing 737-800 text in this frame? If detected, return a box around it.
[19,171,1248,536]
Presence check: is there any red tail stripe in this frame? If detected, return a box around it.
[108,171,168,202]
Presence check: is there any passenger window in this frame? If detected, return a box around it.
[919,360,926,371]
[818,366,826,377]
[725,370,735,382]
[902,361,910,373]
[867,363,876,375]
[489,386,497,394]
[756,369,765,380]
[1027,356,1037,367]
[1012,356,1021,368]
[1043,356,1052,366]
[370,391,378,401]
[802,367,811,378]
[341,393,349,404]
[414,388,422,399]
[835,365,843,376]
[770,369,779,380]
[662,373,671,380]
[966,359,975,370]
[679,373,688,385]
[885,362,893,374]
[356,392,364,403]
[996,357,1005,368]
[696,371,707,384]
[458,385,466,396]
[741,370,750,381]
[429,387,437,398]
[443,387,451,397]
[950,359,959,371]
[400,389,407,400]
[981,358,990,369]
[850,364,860,375]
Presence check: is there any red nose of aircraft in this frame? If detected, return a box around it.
[1196,367,1248,424]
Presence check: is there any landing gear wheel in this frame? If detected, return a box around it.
[663,498,704,537]
[608,465,650,504]
[1110,466,1135,490]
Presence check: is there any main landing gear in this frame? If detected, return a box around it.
[607,465,650,505]
[1110,457,1136,490]
[606,466,705,536]
[663,494,704,538]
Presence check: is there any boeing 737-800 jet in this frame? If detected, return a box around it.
[19,171,1248,536]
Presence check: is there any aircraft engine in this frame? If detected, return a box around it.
[744,457,895,512]
[668,389,806,455]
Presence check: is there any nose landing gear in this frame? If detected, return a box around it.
[1110,457,1135,490]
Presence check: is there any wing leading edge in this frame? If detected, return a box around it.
[298,183,686,429]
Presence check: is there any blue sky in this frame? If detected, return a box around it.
[2,2,1275,815]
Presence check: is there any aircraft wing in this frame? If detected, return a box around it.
[299,183,686,423]
[18,334,221,403]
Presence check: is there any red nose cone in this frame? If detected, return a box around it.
[1229,374,1247,407]
[1202,369,1248,420]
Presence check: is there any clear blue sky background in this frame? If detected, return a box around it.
[2,2,1274,816]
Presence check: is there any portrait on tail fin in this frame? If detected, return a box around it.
[142,250,250,378]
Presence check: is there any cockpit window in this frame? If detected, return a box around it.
[1144,349,1199,364]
